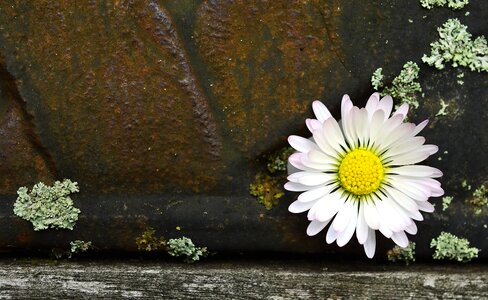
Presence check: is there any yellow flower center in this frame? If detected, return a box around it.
[338,149,384,195]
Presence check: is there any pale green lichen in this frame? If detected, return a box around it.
[14,179,80,231]
[267,147,294,174]
[442,196,453,211]
[431,232,480,262]
[387,242,416,265]
[167,237,208,263]
[420,0,469,10]
[462,179,472,190]
[469,185,488,215]
[422,19,488,72]
[70,240,93,254]
[457,72,465,85]
[371,62,423,110]
[135,227,167,251]
[436,99,450,116]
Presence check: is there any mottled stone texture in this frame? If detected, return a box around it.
[0,1,487,257]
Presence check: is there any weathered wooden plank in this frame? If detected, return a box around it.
[0,259,486,299]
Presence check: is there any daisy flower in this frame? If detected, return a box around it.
[285,93,443,258]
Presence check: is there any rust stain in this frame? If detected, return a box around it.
[194,0,345,156]
[0,1,224,194]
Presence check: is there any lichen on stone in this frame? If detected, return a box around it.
[167,237,208,263]
[267,147,294,174]
[13,179,80,231]
[436,99,450,117]
[468,184,488,215]
[135,227,167,251]
[420,0,469,10]
[422,18,488,72]
[371,62,423,110]
[442,196,453,211]
[70,240,93,254]
[250,173,284,210]
[387,242,416,265]
[431,232,480,262]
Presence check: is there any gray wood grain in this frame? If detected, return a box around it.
[0,259,487,299]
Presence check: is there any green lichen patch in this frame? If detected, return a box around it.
[135,227,167,251]
[13,179,80,231]
[442,196,453,211]
[267,147,294,174]
[387,242,416,265]
[430,232,480,262]
[420,0,469,10]
[422,19,488,72]
[250,173,284,210]
[167,237,208,263]
[435,99,450,117]
[468,184,488,215]
[70,240,93,254]
[371,62,423,110]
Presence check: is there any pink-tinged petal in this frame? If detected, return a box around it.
[326,225,339,244]
[387,176,430,201]
[417,201,435,213]
[365,92,380,119]
[298,185,334,203]
[404,222,418,235]
[312,100,332,123]
[307,219,331,236]
[378,95,393,119]
[383,136,425,158]
[337,201,359,247]
[364,228,376,258]
[300,155,337,172]
[289,153,322,172]
[391,231,409,248]
[406,209,424,221]
[284,182,317,192]
[383,186,419,213]
[314,190,347,222]
[288,135,319,153]
[288,200,314,213]
[332,198,355,232]
[388,146,436,166]
[393,103,409,120]
[306,118,322,133]
[356,203,369,244]
[388,165,443,178]
[363,196,381,229]
[412,119,429,136]
[287,172,335,186]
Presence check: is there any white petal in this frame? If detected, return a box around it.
[355,108,370,147]
[326,225,339,244]
[323,117,348,153]
[332,198,355,232]
[378,95,393,119]
[300,155,337,172]
[306,219,330,236]
[312,100,332,123]
[312,128,339,158]
[417,200,435,213]
[412,119,429,136]
[337,201,358,247]
[306,118,322,133]
[298,185,334,203]
[356,203,369,244]
[314,190,347,222]
[288,135,319,153]
[363,196,381,229]
[379,223,393,238]
[287,172,334,186]
[365,93,380,119]
[404,222,418,235]
[284,182,317,192]
[383,136,425,158]
[388,146,436,166]
[376,195,406,232]
[373,114,403,148]
[376,123,416,152]
[393,103,409,120]
[391,231,409,248]
[383,186,419,213]
[386,176,429,201]
[364,228,376,258]
[289,153,322,172]
[406,209,424,221]
[368,109,386,144]
[343,106,360,148]
[307,149,338,165]
[388,165,443,178]
[288,200,314,213]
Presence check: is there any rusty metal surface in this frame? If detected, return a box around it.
[0,0,487,258]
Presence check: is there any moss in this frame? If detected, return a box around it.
[468,185,488,215]
[387,242,416,265]
[420,0,469,10]
[70,240,93,254]
[13,179,80,231]
[422,19,488,72]
[135,227,166,251]
[371,62,423,110]
[267,147,294,174]
[442,196,453,211]
[250,172,284,210]
[430,232,480,262]
[167,237,208,263]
